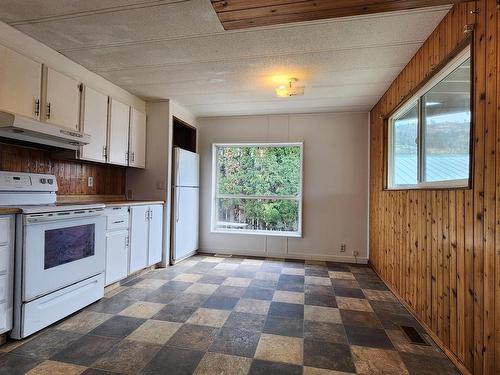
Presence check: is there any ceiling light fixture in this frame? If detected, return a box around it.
[275,78,304,98]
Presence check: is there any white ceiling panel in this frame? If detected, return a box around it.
[14,0,222,50]
[0,0,181,23]
[0,1,450,116]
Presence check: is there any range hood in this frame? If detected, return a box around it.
[0,111,90,150]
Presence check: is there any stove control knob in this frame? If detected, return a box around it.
[40,178,47,184]
[47,178,54,185]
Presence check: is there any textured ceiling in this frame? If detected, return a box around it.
[0,0,450,117]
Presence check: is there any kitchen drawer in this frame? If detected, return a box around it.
[0,274,7,302]
[106,213,129,230]
[0,244,9,274]
[0,216,12,245]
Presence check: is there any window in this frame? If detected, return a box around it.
[212,143,303,237]
[388,46,471,189]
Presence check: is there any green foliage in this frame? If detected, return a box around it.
[215,145,301,232]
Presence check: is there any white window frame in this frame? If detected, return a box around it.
[387,45,471,190]
[211,142,303,237]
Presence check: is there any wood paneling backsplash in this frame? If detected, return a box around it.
[0,142,125,195]
[369,2,499,375]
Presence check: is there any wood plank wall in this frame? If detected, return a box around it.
[0,143,126,196]
[369,1,499,374]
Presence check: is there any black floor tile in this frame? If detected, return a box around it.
[89,316,146,339]
[87,294,136,314]
[263,316,303,338]
[166,324,219,351]
[249,279,277,289]
[303,340,356,372]
[345,325,394,349]
[0,353,42,375]
[400,352,461,375]
[305,284,335,296]
[209,326,261,357]
[304,268,329,277]
[340,310,383,329]
[198,274,227,285]
[304,321,347,344]
[213,285,247,298]
[304,293,337,307]
[224,312,267,332]
[333,287,365,299]
[268,302,304,319]
[12,329,82,359]
[51,334,119,366]
[202,295,240,310]
[152,304,198,323]
[243,287,274,301]
[248,359,302,375]
[141,346,204,375]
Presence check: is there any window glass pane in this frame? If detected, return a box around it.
[392,103,418,186]
[214,144,302,236]
[216,146,301,196]
[423,58,471,182]
[215,198,299,233]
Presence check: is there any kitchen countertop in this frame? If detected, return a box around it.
[0,207,22,215]
[103,200,164,207]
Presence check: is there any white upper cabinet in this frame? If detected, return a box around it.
[0,45,41,120]
[129,108,146,168]
[45,67,80,131]
[107,99,130,166]
[81,86,108,163]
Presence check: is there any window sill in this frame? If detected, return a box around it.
[211,228,302,238]
[385,179,470,191]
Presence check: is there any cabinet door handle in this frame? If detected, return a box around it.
[131,152,135,162]
[46,102,51,119]
[125,152,129,162]
[34,99,40,117]
[113,220,125,224]
[102,145,107,158]
[149,209,153,219]
[145,210,149,221]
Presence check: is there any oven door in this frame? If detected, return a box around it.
[22,209,105,301]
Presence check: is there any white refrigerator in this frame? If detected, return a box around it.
[171,147,199,263]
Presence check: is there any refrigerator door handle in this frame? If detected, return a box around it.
[175,187,180,223]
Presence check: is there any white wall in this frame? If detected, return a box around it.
[198,112,369,263]
[127,100,197,266]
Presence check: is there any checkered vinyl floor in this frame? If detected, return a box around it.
[0,255,460,374]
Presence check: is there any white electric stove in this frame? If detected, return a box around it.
[0,171,106,339]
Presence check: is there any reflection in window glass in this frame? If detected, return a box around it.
[423,58,471,182]
[392,104,418,186]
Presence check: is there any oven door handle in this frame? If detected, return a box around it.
[25,210,104,224]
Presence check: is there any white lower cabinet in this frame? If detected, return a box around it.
[130,204,163,273]
[148,205,163,265]
[129,205,149,273]
[105,230,129,286]
[104,207,129,286]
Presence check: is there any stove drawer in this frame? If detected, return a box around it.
[21,273,104,338]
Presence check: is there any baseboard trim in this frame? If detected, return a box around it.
[369,263,471,375]
[198,249,368,264]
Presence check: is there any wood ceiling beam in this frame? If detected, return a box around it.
[211,0,469,30]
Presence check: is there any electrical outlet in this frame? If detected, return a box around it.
[340,243,346,252]
[87,176,93,187]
